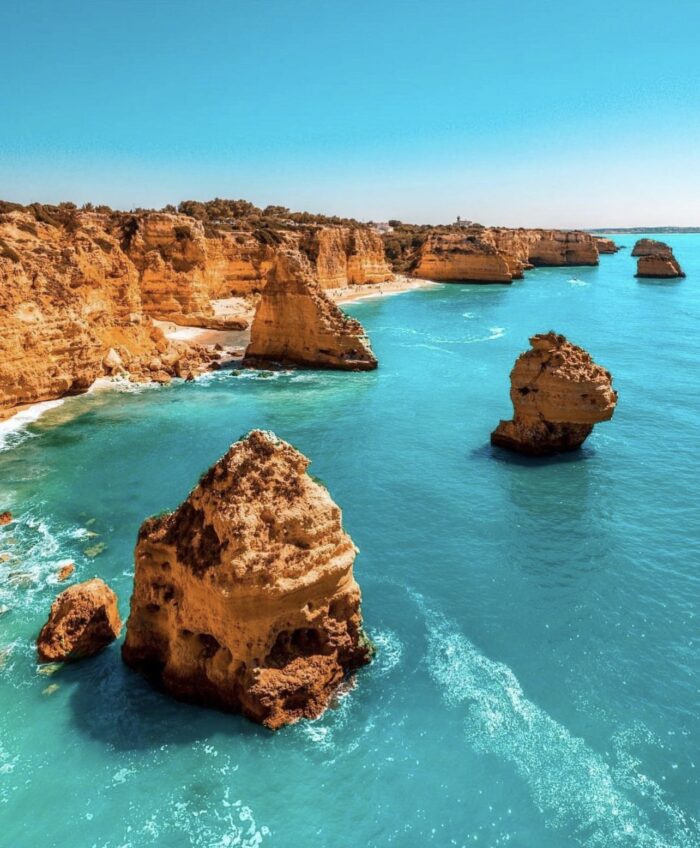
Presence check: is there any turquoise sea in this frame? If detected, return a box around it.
[1,235,699,847]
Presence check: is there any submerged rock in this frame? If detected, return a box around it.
[636,253,685,279]
[243,253,378,371]
[491,332,618,456]
[122,429,372,729]
[37,578,122,662]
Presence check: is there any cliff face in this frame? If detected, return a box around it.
[593,237,620,254]
[244,252,378,370]
[122,429,372,729]
[491,332,617,455]
[0,208,390,417]
[411,228,600,283]
[636,254,685,278]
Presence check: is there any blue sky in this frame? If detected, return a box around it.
[3,0,699,226]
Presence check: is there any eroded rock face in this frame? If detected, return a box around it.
[593,237,620,254]
[243,253,377,370]
[122,430,372,729]
[411,228,599,283]
[631,238,673,257]
[491,332,617,455]
[37,578,122,662]
[636,253,685,279]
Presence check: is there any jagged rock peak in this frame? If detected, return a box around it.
[243,252,377,370]
[491,332,618,456]
[122,429,372,729]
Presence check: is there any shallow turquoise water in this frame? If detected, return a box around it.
[1,235,699,847]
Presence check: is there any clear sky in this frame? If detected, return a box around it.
[3,0,699,227]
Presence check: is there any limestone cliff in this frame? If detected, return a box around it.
[491,332,617,455]
[593,236,620,254]
[122,429,372,729]
[0,209,215,418]
[243,253,378,370]
[411,227,599,283]
[37,578,122,662]
[636,253,685,278]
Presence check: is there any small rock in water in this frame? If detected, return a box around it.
[42,683,60,696]
[57,562,75,582]
[0,512,12,526]
[0,646,13,669]
[7,571,36,588]
[85,518,96,527]
[0,605,10,616]
[0,553,11,564]
[84,542,106,558]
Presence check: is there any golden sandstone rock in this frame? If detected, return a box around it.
[37,578,122,662]
[631,238,673,257]
[244,253,378,370]
[593,237,620,254]
[412,228,600,283]
[122,430,372,729]
[491,332,617,455]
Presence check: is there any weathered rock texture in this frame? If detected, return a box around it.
[243,253,378,370]
[122,430,372,729]
[631,238,673,257]
[0,208,391,417]
[636,253,685,278]
[491,332,618,455]
[411,228,600,283]
[593,237,620,254]
[37,578,122,662]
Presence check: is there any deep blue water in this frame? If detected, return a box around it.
[1,235,699,847]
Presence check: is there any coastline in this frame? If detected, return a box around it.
[0,275,437,436]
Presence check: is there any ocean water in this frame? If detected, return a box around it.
[1,235,699,848]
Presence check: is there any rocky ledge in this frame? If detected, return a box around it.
[37,578,122,662]
[122,429,373,729]
[243,252,377,370]
[593,237,620,254]
[491,332,617,455]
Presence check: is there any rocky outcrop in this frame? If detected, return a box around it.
[122,429,372,729]
[243,253,378,370]
[0,512,12,526]
[636,253,685,278]
[411,228,599,283]
[631,238,673,257]
[593,237,620,254]
[491,332,617,455]
[37,578,122,662]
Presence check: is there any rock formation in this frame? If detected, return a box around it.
[122,429,372,729]
[636,253,685,278]
[0,205,392,417]
[37,578,122,662]
[491,332,617,455]
[411,228,600,283]
[243,253,378,370]
[0,511,12,526]
[631,238,673,257]
[592,236,620,254]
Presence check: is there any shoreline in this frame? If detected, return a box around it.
[0,275,438,434]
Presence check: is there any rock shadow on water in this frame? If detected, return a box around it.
[471,441,596,467]
[62,646,268,751]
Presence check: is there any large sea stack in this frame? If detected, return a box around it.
[243,253,378,370]
[122,430,372,729]
[491,332,617,456]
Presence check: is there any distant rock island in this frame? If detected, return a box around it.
[491,332,618,456]
[632,239,685,278]
[588,227,700,234]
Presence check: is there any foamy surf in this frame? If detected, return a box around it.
[416,598,700,848]
[0,399,65,452]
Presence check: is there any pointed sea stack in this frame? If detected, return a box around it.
[491,332,617,456]
[243,252,377,370]
[122,430,372,729]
